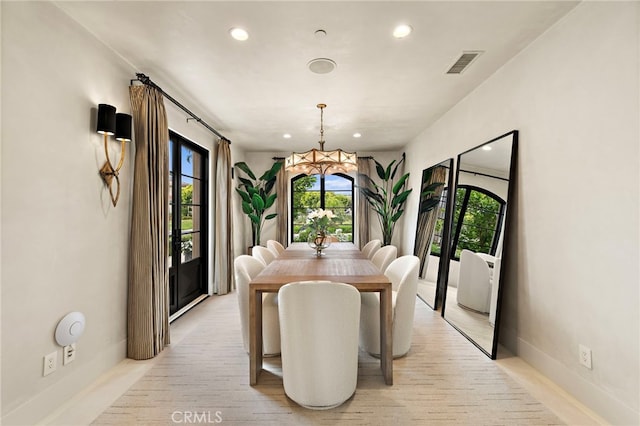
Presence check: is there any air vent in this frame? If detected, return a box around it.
[447,51,483,74]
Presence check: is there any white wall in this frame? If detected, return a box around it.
[401,3,639,424]
[1,2,135,424]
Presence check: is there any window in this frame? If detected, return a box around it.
[291,173,354,242]
[168,131,208,315]
[429,188,450,257]
[450,185,505,260]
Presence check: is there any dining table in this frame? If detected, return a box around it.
[248,242,393,386]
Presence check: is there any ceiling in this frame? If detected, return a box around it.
[54,1,577,153]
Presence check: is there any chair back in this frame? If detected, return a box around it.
[457,249,492,313]
[234,255,265,352]
[371,245,397,272]
[361,239,381,259]
[234,255,280,355]
[266,239,286,256]
[252,245,276,266]
[279,281,361,409]
[489,258,501,325]
[385,255,420,356]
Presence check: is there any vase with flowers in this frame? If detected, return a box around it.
[305,208,336,256]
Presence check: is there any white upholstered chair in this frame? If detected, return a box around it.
[234,255,281,356]
[278,281,361,409]
[489,257,501,325]
[456,249,492,313]
[371,245,397,273]
[360,255,419,358]
[252,245,276,266]
[361,239,381,259]
[266,239,285,257]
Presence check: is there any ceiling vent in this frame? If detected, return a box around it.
[447,51,483,74]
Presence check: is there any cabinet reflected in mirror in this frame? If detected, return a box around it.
[413,159,454,310]
[442,130,518,359]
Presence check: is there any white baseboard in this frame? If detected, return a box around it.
[510,333,639,426]
[2,340,126,426]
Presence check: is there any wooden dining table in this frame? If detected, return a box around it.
[248,242,393,386]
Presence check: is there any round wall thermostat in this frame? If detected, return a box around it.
[55,312,86,346]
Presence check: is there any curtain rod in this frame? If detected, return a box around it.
[131,73,230,144]
[459,168,509,182]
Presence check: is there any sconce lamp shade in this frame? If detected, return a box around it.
[115,113,132,141]
[97,104,116,135]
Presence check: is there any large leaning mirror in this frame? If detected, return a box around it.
[442,130,518,359]
[413,158,454,310]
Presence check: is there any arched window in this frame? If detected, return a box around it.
[449,185,506,260]
[290,173,354,242]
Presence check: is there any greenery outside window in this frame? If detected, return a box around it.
[449,185,505,260]
[291,173,354,242]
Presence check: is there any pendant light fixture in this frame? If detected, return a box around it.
[285,104,357,175]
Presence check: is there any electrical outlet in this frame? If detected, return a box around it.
[63,343,76,365]
[43,351,57,376]
[579,344,592,369]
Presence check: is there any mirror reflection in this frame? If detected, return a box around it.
[442,130,518,359]
[413,159,454,310]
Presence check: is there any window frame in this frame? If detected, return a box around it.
[290,173,354,242]
[449,184,506,261]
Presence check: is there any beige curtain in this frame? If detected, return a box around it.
[214,139,234,294]
[415,165,447,278]
[357,157,371,249]
[275,161,288,247]
[127,85,170,360]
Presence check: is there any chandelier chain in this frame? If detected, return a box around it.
[318,103,325,150]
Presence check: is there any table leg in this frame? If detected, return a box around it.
[249,289,263,385]
[379,286,393,385]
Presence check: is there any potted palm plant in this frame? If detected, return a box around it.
[358,153,413,246]
[234,160,283,248]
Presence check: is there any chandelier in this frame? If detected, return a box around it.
[285,104,357,175]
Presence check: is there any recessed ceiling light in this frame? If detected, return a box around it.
[482,145,492,151]
[308,58,337,74]
[393,24,412,39]
[229,28,249,41]
[353,133,362,138]
[283,133,292,139]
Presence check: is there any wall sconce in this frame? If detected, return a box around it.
[97,104,131,206]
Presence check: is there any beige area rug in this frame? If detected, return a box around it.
[92,294,563,425]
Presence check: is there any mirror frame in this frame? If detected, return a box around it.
[413,158,455,310]
[441,130,518,359]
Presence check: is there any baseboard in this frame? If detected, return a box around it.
[2,340,126,426]
[514,336,639,426]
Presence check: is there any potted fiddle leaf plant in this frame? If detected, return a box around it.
[234,160,283,247]
[358,153,413,246]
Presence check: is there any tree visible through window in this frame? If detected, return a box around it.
[291,173,354,242]
[450,185,505,259]
[429,185,505,260]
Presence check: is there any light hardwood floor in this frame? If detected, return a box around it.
[43,293,607,425]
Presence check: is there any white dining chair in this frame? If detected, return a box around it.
[279,281,361,409]
[361,239,381,259]
[266,239,285,256]
[234,255,281,356]
[371,245,397,273]
[360,255,419,358]
[457,249,492,313]
[252,245,276,266]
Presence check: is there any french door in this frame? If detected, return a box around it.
[168,131,208,316]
